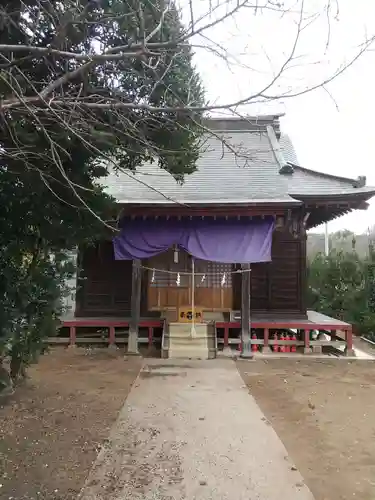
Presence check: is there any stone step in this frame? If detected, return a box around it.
[169,337,209,348]
[163,320,217,360]
[166,331,214,340]
[168,322,213,334]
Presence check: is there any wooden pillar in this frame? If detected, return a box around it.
[148,327,153,349]
[128,259,141,354]
[223,326,229,348]
[263,328,271,353]
[345,328,355,356]
[222,325,231,355]
[303,329,311,354]
[300,229,308,315]
[69,326,76,348]
[108,326,116,349]
[240,263,253,358]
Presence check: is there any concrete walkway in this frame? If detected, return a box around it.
[79,359,315,500]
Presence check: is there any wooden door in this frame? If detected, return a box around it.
[147,250,233,312]
[194,260,233,310]
[148,249,191,311]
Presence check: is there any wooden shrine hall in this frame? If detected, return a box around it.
[59,115,375,358]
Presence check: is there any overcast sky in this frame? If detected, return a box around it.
[186,0,375,234]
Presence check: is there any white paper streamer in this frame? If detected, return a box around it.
[221,272,226,287]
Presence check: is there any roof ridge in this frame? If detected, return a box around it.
[204,115,282,135]
[206,113,285,121]
[266,125,288,169]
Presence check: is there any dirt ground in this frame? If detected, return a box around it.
[238,358,375,500]
[3,348,375,500]
[0,348,142,500]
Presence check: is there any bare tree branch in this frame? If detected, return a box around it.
[0,43,174,60]
[0,0,374,228]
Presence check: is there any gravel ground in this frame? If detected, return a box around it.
[80,358,314,500]
[238,357,375,500]
[0,348,142,500]
[5,350,371,500]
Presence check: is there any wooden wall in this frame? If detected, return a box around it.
[233,227,306,316]
[76,241,148,317]
[76,227,307,318]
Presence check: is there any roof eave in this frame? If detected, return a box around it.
[290,165,367,188]
[115,199,302,206]
[302,192,375,229]
[289,190,375,202]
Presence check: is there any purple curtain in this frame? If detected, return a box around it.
[113,217,274,264]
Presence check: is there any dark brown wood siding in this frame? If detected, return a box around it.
[76,241,147,317]
[233,228,306,316]
[269,230,304,314]
[77,227,307,317]
[232,263,269,311]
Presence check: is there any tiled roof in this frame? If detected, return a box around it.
[287,167,375,197]
[102,117,375,204]
[278,133,375,198]
[104,124,296,204]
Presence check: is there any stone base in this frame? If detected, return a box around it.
[312,345,322,354]
[303,347,312,354]
[222,346,232,356]
[128,331,139,355]
[262,346,272,354]
[239,350,254,359]
[67,343,77,349]
[208,348,216,360]
[126,350,140,356]
[108,343,119,350]
[345,348,356,357]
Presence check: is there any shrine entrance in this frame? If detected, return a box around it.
[147,248,233,313]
